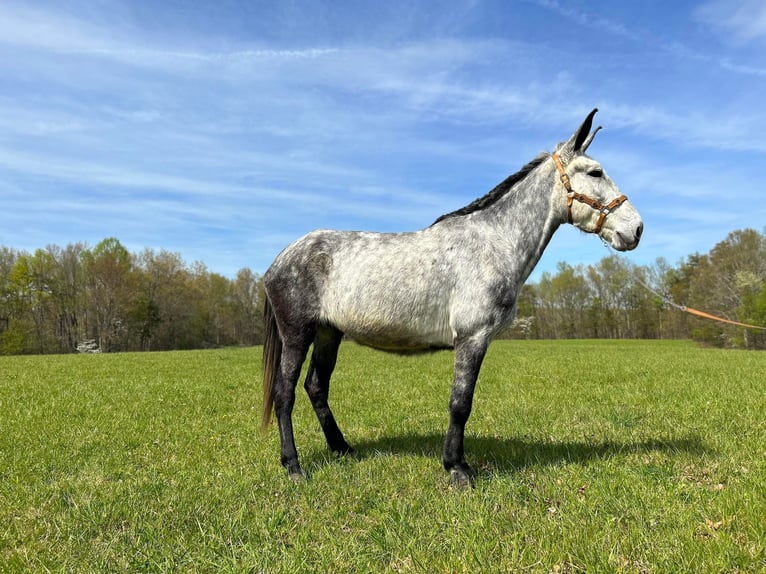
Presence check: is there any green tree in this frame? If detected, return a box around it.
[687,229,766,348]
[534,263,590,338]
[0,247,20,353]
[232,268,263,345]
[1,250,32,354]
[47,243,88,352]
[587,256,631,338]
[84,238,132,352]
[133,248,189,351]
[26,249,59,353]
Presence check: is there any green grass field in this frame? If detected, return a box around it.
[1,340,765,572]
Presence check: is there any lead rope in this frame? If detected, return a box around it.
[601,240,766,331]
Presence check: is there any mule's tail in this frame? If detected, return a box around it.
[261,294,282,434]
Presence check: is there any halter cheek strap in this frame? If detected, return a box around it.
[551,153,628,234]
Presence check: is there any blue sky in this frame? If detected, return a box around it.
[2,0,766,280]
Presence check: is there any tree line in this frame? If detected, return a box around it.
[1,229,765,355]
[0,238,263,354]
[507,228,766,349]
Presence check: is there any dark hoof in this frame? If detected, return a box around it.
[330,441,355,457]
[336,445,356,457]
[285,462,306,483]
[288,469,307,483]
[449,467,475,490]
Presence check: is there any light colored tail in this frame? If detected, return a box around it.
[261,295,282,434]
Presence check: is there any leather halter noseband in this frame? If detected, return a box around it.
[551,153,628,234]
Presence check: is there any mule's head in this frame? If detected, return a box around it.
[553,109,643,251]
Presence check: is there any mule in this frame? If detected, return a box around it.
[261,109,643,487]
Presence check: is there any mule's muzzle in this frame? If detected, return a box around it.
[611,221,643,251]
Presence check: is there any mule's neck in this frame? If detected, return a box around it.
[480,158,567,285]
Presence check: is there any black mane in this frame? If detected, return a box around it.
[431,152,549,225]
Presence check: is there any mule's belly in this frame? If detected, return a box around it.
[321,288,455,352]
[335,311,454,352]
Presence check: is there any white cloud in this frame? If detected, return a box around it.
[529,0,642,42]
[0,3,111,54]
[0,2,338,77]
[695,0,766,43]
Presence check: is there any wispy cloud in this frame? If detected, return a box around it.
[1,1,764,278]
[528,0,643,42]
[695,0,766,44]
[534,0,766,83]
[6,2,761,159]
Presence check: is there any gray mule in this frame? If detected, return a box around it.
[262,109,643,487]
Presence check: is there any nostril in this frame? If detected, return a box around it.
[636,222,644,240]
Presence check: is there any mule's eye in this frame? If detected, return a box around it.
[588,168,603,178]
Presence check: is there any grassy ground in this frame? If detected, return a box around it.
[1,340,765,572]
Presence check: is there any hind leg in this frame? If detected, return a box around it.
[304,326,353,455]
[274,333,314,480]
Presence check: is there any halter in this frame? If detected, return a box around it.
[551,153,628,234]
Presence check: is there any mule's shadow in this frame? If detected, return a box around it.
[320,432,708,477]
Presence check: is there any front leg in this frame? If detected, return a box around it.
[443,334,489,489]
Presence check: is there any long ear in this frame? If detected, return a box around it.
[572,108,598,152]
[581,125,602,153]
